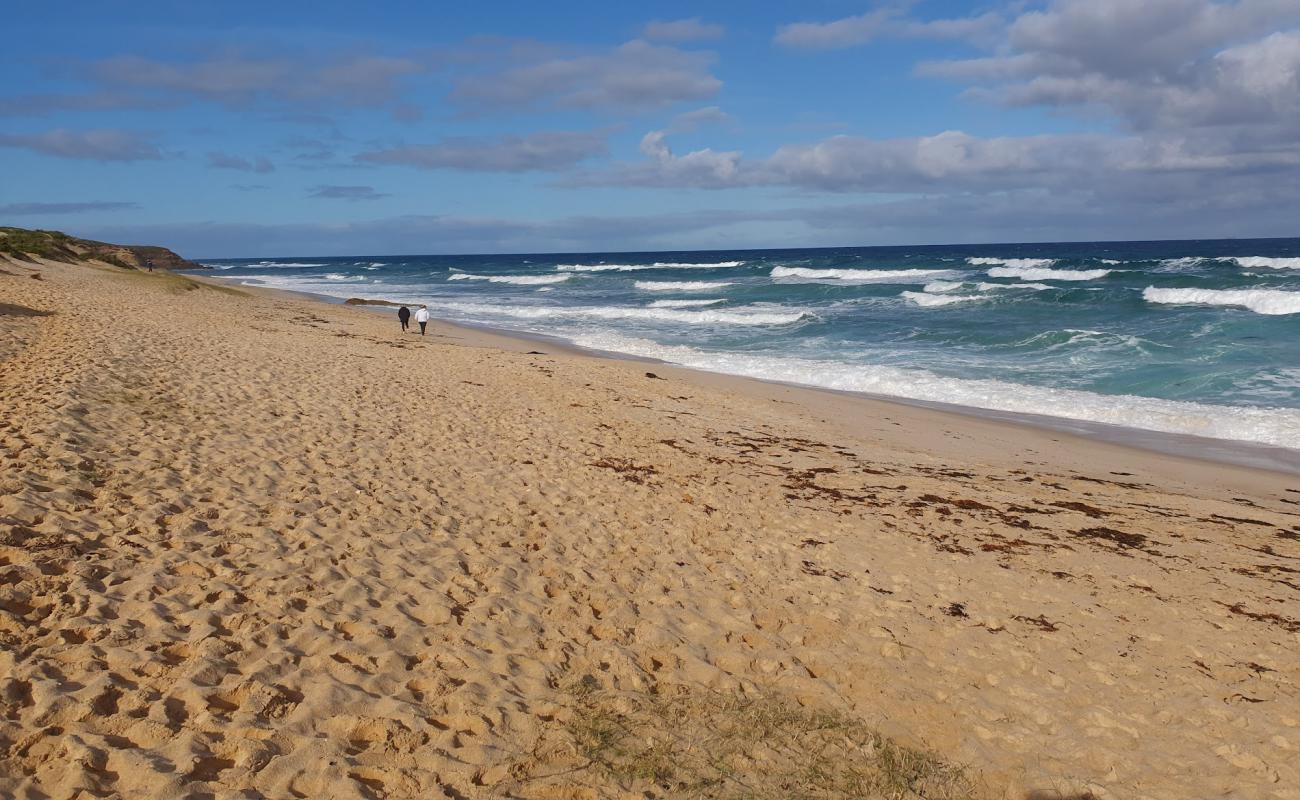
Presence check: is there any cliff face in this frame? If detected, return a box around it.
[0,227,205,270]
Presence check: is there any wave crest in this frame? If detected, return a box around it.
[434,301,810,326]
[1216,256,1300,270]
[648,298,725,308]
[924,281,1051,293]
[986,266,1110,281]
[902,290,988,307]
[651,261,744,268]
[967,257,1056,268]
[1143,287,1300,315]
[635,280,733,291]
[771,266,955,282]
[557,261,741,272]
[448,273,571,285]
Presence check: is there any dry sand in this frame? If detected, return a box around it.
[1,257,1298,799]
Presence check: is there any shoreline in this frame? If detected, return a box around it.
[208,272,1300,480]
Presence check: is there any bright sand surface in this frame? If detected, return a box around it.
[2,258,1298,799]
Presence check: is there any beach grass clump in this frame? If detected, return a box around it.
[558,677,983,799]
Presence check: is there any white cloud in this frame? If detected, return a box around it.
[776,8,899,49]
[595,130,742,187]
[0,129,162,161]
[921,0,1300,130]
[775,6,1002,49]
[668,106,733,132]
[356,130,608,172]
[89,53,426,110]
[207,151,275,173]
[643,18,725,42]
[450,40,721,112]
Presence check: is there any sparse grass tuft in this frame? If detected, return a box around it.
[116,270,246,297]
[553,677,985,799]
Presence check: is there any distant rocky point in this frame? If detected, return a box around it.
[0,226,203,271]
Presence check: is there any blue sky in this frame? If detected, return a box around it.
[2,1,1299,256]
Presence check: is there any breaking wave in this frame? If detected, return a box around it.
[651,261,745,268]
[771,266,955,282]
[649,298,726,308]
[433,301,812,326]
[986,266,1111,281]
[1216,256,1300,270]
[448,273,572,285]
[967,257,1056,268]
[557,261,740,272]
[923,281,1052,293]
[566,333,1300,449]
[1142,287,1300,315]
[635,280,734,291]
[902,291,989,307]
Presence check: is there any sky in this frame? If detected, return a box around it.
[2,0,1299,257]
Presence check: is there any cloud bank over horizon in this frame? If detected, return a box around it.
[3,1,1299,256]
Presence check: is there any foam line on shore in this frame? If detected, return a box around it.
[567,331,1300,449]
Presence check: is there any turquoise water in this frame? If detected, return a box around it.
[205,239,1300,450]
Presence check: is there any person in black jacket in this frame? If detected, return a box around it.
[397,305,411,332]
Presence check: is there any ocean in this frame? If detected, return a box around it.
[204,239,1300,456]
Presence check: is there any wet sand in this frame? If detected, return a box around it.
[2,257,1298,799]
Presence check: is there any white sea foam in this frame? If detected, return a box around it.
[771,266,956,282]
[1015,329,1168,354]
[967,257,1056,268]
[1215,256,1300,270]
[566,333,1300,449]
[448,273,571,285]
[635,280,734,291]
[649,298,726,308]
[989,282,1051,291]
[923,281,1051,293]
[248,261,329,268]
[324,273,365,282]
[651,260,744,268]
[1158,257,1205,269]
[557,261,736,272]
[1143,287,1300,315]
[556,263,644,272]
[902,291,988,307]
[1100,259,1123,265]
[210,260,329,270]
[433,301,810,326]
[986,266,1111,281]
[234,276,369,299]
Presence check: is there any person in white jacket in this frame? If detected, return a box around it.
[415,305,430,335]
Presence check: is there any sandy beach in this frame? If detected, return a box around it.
[2,257,1298,799]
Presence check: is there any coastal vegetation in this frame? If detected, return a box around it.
[0,226,201,270]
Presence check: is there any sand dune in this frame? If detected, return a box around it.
[1,258,1297,799]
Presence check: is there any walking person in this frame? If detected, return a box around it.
[415,305,430,335]
[398,305,411,332]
